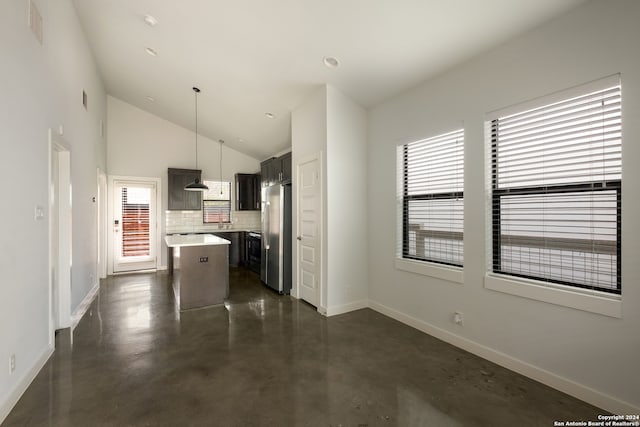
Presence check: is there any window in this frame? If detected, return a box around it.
[202,180,231,223]
[489,80,621,294]
[121,187,150,257]
[399,129,464,267]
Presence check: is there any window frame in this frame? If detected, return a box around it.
[398,129,465,276]
[202,180,232,224]
[487,75,622,297]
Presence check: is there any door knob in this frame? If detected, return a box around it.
[297,236,302,241]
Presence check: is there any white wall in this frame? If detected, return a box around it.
[107,96,261,267]
[326,86,369,313]
[292,85,369,314]
[368,0,640,413]
[0,0,106,421]
[291,86,328,306]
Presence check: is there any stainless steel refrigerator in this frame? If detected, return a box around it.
[260,183,292,294]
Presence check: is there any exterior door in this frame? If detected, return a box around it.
[297,156,321,307]
[113,180,157,272]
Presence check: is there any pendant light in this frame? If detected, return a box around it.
[185,87,208,191]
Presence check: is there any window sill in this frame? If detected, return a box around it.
[395,258,463,284]
[484,274,622,318]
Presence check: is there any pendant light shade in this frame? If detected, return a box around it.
[185,87,208,191]
[184,178,208,191]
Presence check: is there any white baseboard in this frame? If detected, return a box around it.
[71,282,99,330]
[368,300,639,415]
[0,345,53,424]
[326,299,369,317]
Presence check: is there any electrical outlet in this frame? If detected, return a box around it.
[9,354,15,374]
[453,311,464,326]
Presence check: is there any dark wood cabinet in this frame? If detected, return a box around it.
[279,152,291,183]
[260,158,277,186]
[260,152,291,187]
[235,173,260,210]
[212,231,245,267]
[168,168,202,210]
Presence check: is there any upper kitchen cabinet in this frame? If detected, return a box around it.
[168,168,202,210]
[260,157,277,186]
[279,152,292,183]
[235,173,260,210]
[260,152,291,186]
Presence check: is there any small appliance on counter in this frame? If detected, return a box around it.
[261,183,292,294]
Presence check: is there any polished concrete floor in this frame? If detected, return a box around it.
[4,268,604,426]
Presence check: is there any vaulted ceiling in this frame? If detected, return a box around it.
[73,0,586,160]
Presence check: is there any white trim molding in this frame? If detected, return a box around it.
[107,175,162,275]
[484,274,622,318]
[395,258,464,284]
[326,299,369,317]
[71,282,100,330]
[0,346,53,424]
[368,299,637,415]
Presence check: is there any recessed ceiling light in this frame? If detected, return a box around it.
[265,112,275,119]
[237,138,244,143]
[323,56,339,68]
[146,96,155,102]
[143,14,158,27]
[145,47,158,56]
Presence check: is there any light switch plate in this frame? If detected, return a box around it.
[35,205,44,220]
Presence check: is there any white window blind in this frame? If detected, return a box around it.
[121,187,151,257]
[489,81,621,294]
[203,180,231,223]
[398,129,464,267]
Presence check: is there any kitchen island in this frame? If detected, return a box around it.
[165,234,230,310]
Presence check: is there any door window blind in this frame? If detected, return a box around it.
[121,187,151,257]
[490,82,621,294]
[203,180,231,223]
[399,129,464,267]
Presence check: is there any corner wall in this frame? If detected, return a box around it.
[0,0,107,421]
[291,86,328,308]
[367,0,640,412]
[292,85,369,315]
[326,86,369,313]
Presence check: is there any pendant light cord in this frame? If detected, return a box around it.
[194,88,199,169]
[219,140,224,195]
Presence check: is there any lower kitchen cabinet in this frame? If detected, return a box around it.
[212,231,245,267]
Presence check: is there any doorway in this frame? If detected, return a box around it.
[296,153,322,309]
[49,129,72,343]
[109,177,160,273]
[97,169,107,279]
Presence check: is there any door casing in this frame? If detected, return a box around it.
[294,152,324,312]
[107,176,162,275]
[48,129,72,344]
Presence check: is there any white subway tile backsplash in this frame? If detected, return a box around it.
[165,209,261,234]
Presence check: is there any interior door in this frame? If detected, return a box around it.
[113,180,157,272]
[297,156,321,307]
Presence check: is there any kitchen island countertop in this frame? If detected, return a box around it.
[165,233,230,248]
